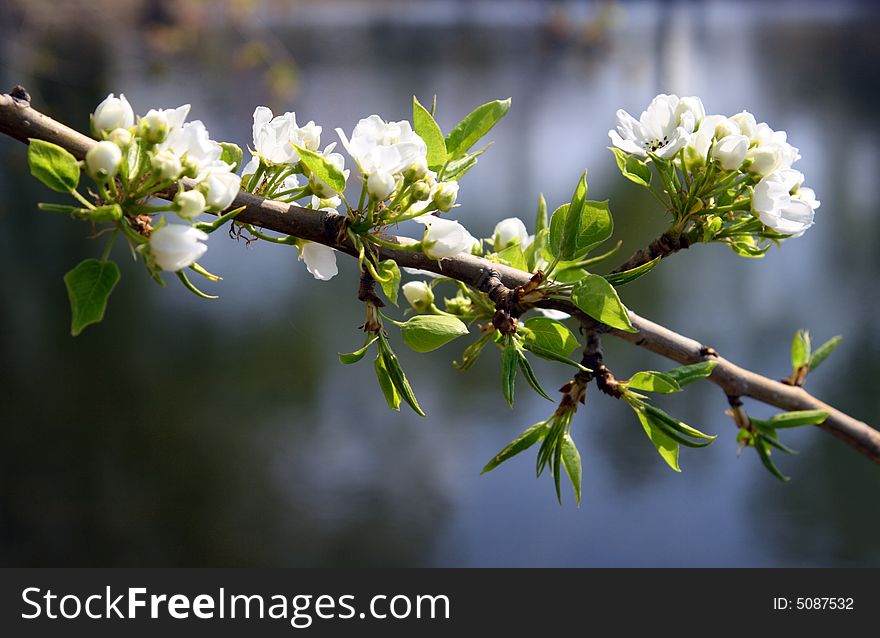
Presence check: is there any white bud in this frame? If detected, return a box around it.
[151,149,183,181]
[85,140,122,180]
[93,93,134,134]
[402,281,434,312]
[199,169,241,210]
[174,189,207,221]
[107,128,132,148]
[147,224,209,272]
[411,180,432,201]
[730,111,757,140]
[745,144,784,177]
[711,134,750,170]
[493,217,530,248]
[367,170,396,200]
[432,181,459,212]
[403,157,428,182]
[413,215,472,259]
[139,109,170,144]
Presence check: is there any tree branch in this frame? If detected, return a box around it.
[2,90,878,464]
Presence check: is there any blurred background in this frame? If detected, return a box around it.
[1,0,879,567]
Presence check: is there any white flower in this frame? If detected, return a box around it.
[608,94,701,158]
[310,194,341,212]
[107,128,132,148]
[367,170,396,200]
[198,164,241,210]
[752,169,818,238]
[432,181,459,212]
[689,115,741,162]
[85,140,122,179]
[730,111,757,140]
[139,110,170,144]
[413,215,473,259]
[252,107,296,165]
[711,134,750,170]
[160,120,223,174]
[299,242,338,280]
[292,119,322,152]
[240,156,259,179]
[279,172,301,194]
[148,224,209,272]
[93,93,134,133]
[493,217,530,249]
[336,114,427,176]
[308,144,348,198]
[744,122,800,177]
[402,281,434,312]
[151,149,183,181]
[404,156,428,181]
[174,189,207,221]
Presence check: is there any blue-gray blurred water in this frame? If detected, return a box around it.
[1,0,879,566]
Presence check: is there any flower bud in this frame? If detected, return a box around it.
[711,134,749,170]
[367,170,396,201]
[432,181,459,212]
[85,140,123,180]
[745,144,783,177]
[93,93,134,134]
[411,179,432,201]
[108,127,132,148]
[402,281,434,312]
[413,215,472,259]
[139,109,170,144]
[147,224,209,272]
[151,149,183,181]
[493,217,530,249]
[199,170,241,210]
[730,111,757,140]
[174,189,207,221]
[403,157,428,182]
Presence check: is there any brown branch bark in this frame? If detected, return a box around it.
[2,90,879,464]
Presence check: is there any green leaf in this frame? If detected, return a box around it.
[377,333,424,416]
[791,329,811,371]
[602,257,661,287]
[521,343,588,370]
[63,259,120,336]
[481,420,550,474]
[634,405,680,472]
[610,147,652,186]
[501,340,518,407]
[494,244,527,271]
[219,142,243,172]
[522,317,578,358]
[570,274,636,332]
[548,172,614,261]
[399,315,469,353]
[664,361,717,386]
[413,96,447,170]
[338,335,379,364]
[767,410,829,428]
[643,405,716,446]
[28,139,80,192]
[755,439,790,482]
[627,371,681,394]
[516,349,552,401]
[375,259,401,306]
[445,98,511,160]
[535,193,548,234]
[809,336,841,371]
[454,332,493,371]
[561,434,582,506]
[294,144,346,193]
[374,353,401,411]
[442,144,489,181]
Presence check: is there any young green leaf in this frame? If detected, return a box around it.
[63,258,120,336]
[375,259,401,306]
[808,335,842,371]
[561,434,583,506]
[377,334,424,416]
[643,405,716,447]
[548,172,614,261]
[570,274,637,332]
[28,139,80,192]
[610,147,652,186]
[294,144,346,193]
[767,410,829,428]
[413,96,447,170]
[791,329,811,370]
[521,317,579,358]
[521,343,588,370]
[399,315,469,353]
[501,340,518,407]
[454,332,493,370]
[560,170,589,260]
[634,405,680,472]
[375,352,401,411]
[755,439,790,482]
[481,420,550,474]
[535,193,548,234]
[445,98,511,160]
[602,257,661,287]
[626,371,681,394]
[442,144,489,181]
[664,360,717,386]
[338,335,379,364]
[516,349,552,401]
[219,142,243,172]
[494,244,527,271]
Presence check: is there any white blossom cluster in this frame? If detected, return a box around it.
[609,93,819,238]
[90,93,241,272]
